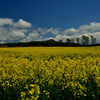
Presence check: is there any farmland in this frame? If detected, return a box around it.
[0,47,100,100]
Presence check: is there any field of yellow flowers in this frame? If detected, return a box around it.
[0,47,100,100]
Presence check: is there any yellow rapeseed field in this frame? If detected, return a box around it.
[0,47,100,100]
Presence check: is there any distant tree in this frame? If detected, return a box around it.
[90,35,96,45]
[76,38,80,44]
[58,39,62,46]
[71,39,74,43]
[46,39,56,46]
[81,35,89,46]
[66,38,71,46]
[58,39,62,43]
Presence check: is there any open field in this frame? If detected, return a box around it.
[0,47,100,100]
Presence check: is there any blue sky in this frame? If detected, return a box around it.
[0,0,100,44]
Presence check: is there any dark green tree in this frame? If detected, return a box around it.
[81,35,89,46]
[71,39,74,43]
[58,39,62,46]
[90,35,96,45]
[66,38,71,46]
[45,39,56,46]
[76,38,80,44]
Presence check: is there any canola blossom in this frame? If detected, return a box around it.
[0,47,100,100]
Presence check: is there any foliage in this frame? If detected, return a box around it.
[76,38,80,44]
[66,38,71,46]
[0,47,100,100]
[0,39,82,47]
[90,35,96,45]
[71,39,74,43]
[81,35,90,45]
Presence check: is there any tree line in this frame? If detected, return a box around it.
[0,35,97,47]
[66,35,96,46]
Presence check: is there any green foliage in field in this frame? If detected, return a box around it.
[0,47,100,100]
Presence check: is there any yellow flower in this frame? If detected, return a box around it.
[29,88,35,95]
[31,96,34,99]
[2,82,5,87]
[84,94,87,96]
[29,91,33,95]
[43,90,46,92]
[21,92,26,98]
[7,83,9,86]
[24,84,28,89]
[30,84,35,87]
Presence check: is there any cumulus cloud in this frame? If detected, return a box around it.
[26,33,39,40]
[88,32,100,43]
[0,26,9,41]
[0,18,32,28]
[59,22,100,43]
[0,18,13,26]
[8,31,26,40]
[37,28,46,35]
[62,28,79,36]
[50,28,60,35]
[13,19,32,28]
[78,22,100,34]
[61,22,100,37]
[90,22,100,32]
[1,18,100,44]
[0,41,7,44]
[37,27,60,35]
[44,35,69,42]
[0,18,32,43]
[54,35,69,42]
[20,31,42,42]
[43,22,100,43]
[0,27,26,41]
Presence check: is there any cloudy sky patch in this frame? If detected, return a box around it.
[1,18,100,43]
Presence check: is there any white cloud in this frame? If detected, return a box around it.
[0,26,9,41]
[0,18,32,28]
[88,32,100,43]
[79,22,100,33]
[61,22,100,37]
[0,18,33,43]
[58,22,100,43]
[27,33,39,40]
[37,28,46,35]
[8,31,26,40]
[0,26,26,41]
[0,41,7,44]
[50,28,60,35]
[62,28,79,36]
[20,31,42,42]
[0,18,13,26]
[1,18,100,44]
[54,35,69,42]
[89,22,100,32]
[14,19,32,28]
[44,35,69,42]
[37,27,60,35]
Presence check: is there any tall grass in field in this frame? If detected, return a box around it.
[0,47,100,100]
